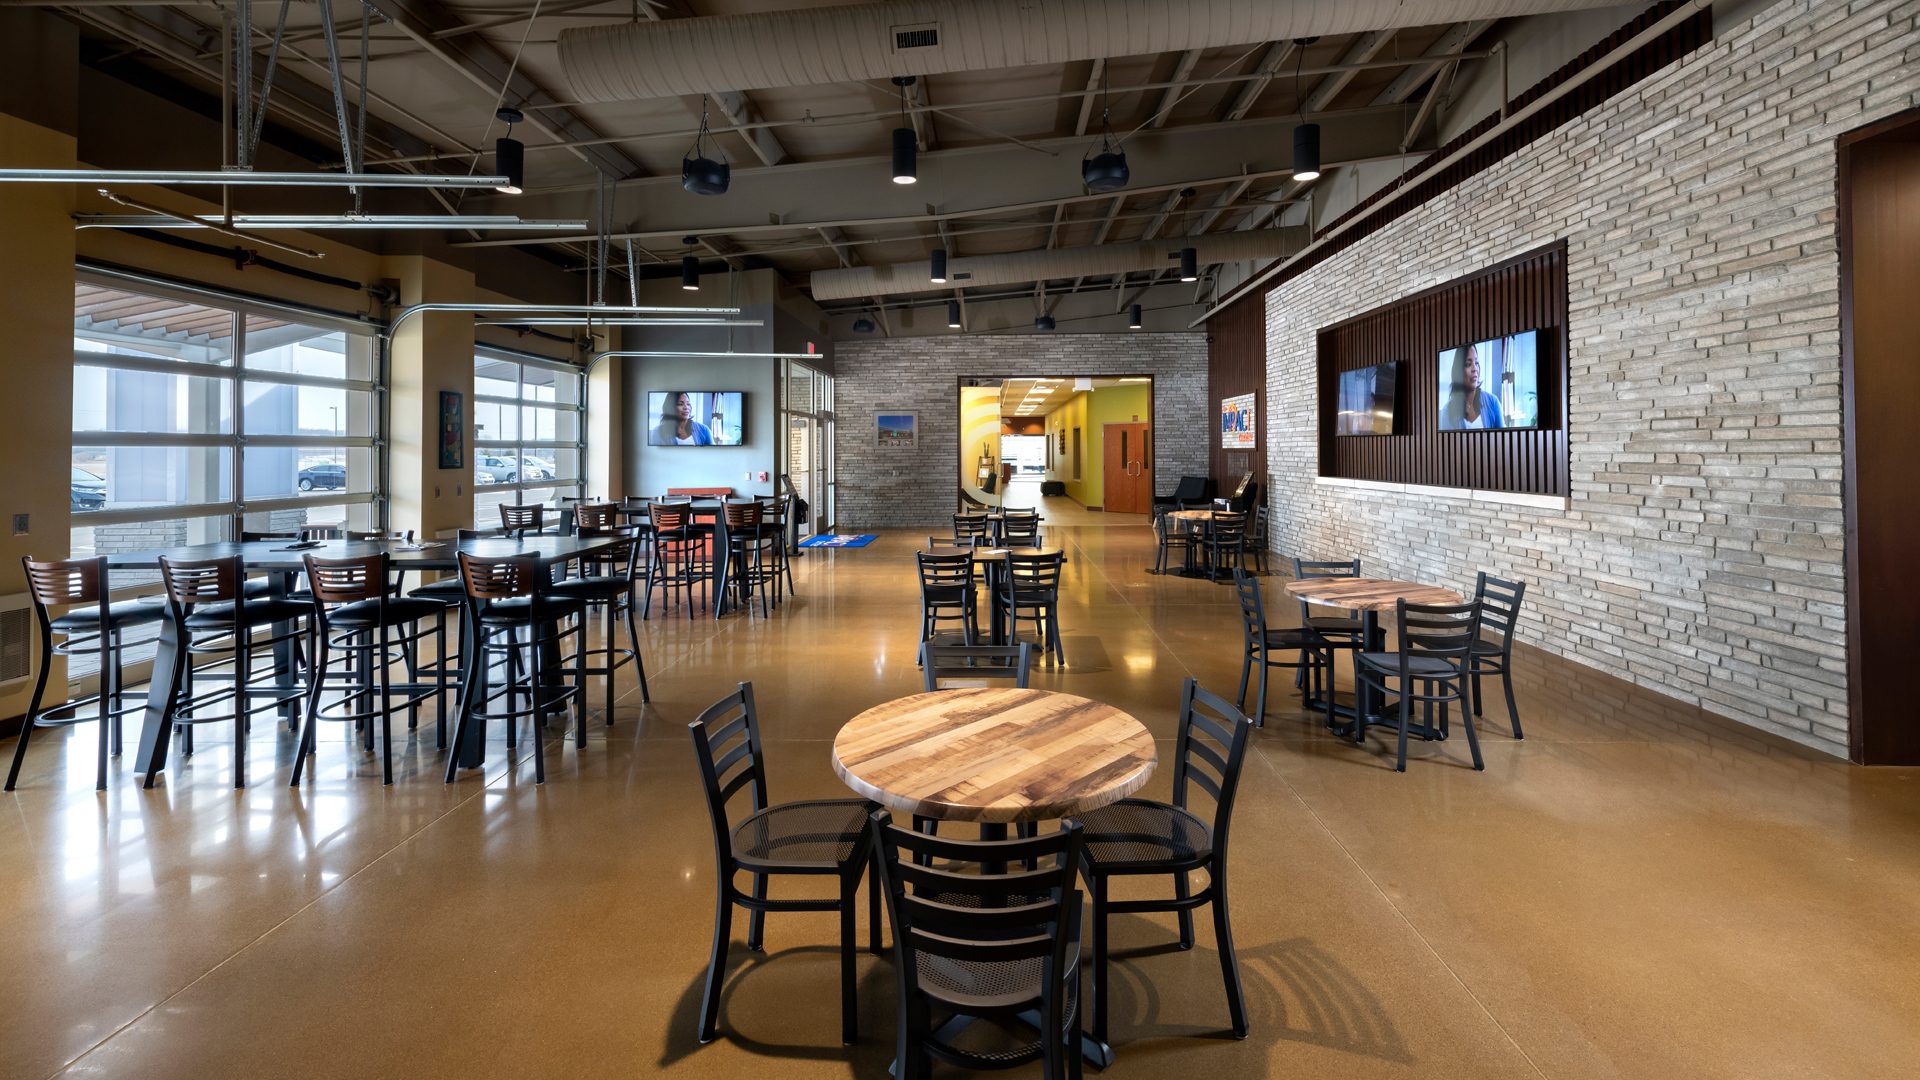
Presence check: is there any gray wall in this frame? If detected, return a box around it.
[834,333,1209,528]
[622,355,778,499]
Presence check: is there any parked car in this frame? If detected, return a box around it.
[71,466,106,495]
[518,456,554,481]
[474,454,519,484]
[297,463,346,491]
[70,484,105,511]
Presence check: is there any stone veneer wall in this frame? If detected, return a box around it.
[1260,0,1920,756]
[835,334,1208,528]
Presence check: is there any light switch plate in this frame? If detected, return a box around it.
[11,513,26,536]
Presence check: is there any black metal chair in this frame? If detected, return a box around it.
[292,553,448,786]
[443,553,587,785]
[917,550,978,650]
[1001,551,1066,664]
[1001,509,1042,548]
[545,525,650,719]
[1246,506,1272,575]
[1152,511,1194,575]
[1291,557,1366,690]
[721,501,771,618]
[688,682,878,1045]
[1204,511,1248,580]
[1468,572,1527,739]
[953,512,991,544]
[920,642,1033,692]
[869,809,1086,1080]
[1076,678,1254,1062]
[642,501,700,618]
[7,556,165,792]
[1232,570,1331,729]
[755,496,795,607]
[1353,599,1486,772]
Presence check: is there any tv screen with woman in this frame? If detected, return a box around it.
[648,391,744,446]
[1438,331,1540,431]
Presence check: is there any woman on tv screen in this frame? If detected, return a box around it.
[657,391,714,445]
[1440,342,1505,430]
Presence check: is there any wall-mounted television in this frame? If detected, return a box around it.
[1437,329,1540,431]
[647,391,744,446]
[1335,361,1401,436]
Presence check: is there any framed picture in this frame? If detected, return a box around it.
[876,411,918,449]
[438,390,464,469]
[1220,392,1256,449]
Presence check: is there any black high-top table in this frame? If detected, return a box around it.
[105,534,622,783]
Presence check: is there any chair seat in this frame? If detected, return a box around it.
[1077,799,1213,871]
[183,597,310,629]
[1003,590,1058,606]
[1470,638,1506,656]
[1306,614,1363,635]
[922,586,974,605]
[1356,651,1461,677]
[1260,626,1324,649]
[409,577,467,603]
[730,798,870,870]
[50,600,167,632]
[918,931,1082,1017]
[326,596,445,630]
[478,595,587,625]
[547,576,633,602]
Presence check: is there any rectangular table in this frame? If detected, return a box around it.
[105,534,621,783]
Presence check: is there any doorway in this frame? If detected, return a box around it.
[999,434,1048,510]
[954,375,1154,522]
[1102,423,1151,513]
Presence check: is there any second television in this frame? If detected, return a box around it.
[1335,361,1401,436]
[648,391,744,446]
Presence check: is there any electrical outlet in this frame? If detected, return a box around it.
[11,513,26,536]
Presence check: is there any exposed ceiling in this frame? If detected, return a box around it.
[48,0,1640,334]
[996,376,1148,417]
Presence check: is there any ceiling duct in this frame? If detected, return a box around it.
[808,226,1306,301]
[558,0,1626,103]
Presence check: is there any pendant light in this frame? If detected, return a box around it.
[930,247,948,284]
[1291,41,1322,182]
[1128,304,1144,330]
[681,95,731,195]
[494,107,525,195]
[947,301,962,329]
[680,255,700,290]
[1080,65,1129,193]
[853,314,877,334]
[1178,247,1198,282]
[1034,315,1056,332]
[891,77,918,185]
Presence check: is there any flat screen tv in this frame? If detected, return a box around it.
[647,391,744,446]
[1437,329,1540,431]
[1335,361,1401,436]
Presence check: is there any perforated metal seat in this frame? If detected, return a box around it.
[1077,800,1212,869]
[919,942,1082,1014]
[731,799,871,869]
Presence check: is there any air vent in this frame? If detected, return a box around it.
[893,23,938,50]
[0,599,29,686]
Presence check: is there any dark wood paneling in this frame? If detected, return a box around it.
[1838,109,1920,765]
[1317,241,1569,496]
[1206,298,1265,491]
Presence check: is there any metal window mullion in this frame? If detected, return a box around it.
[73,431,234,449]
[238,368,376,392]
[74,500,237,527]
[73,350,237,379]
[244,434,377,449]
[241,492,375,516]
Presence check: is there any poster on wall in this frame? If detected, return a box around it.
[1220,393,1256,449]
[876,411,918,449]
[438,391,464,469]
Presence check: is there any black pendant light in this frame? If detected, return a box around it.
[1080,65,1129,193]
[494,107,524,195]
[1178,246,1198,282]
[1291,41,1323,182]
[891,77,918,185]
[680,254,700,291]
[947,301,962,329]
[1128,304,1144,330]
[1034,314,1056,332]
[853,315,877,334]
[930,247,948,284]
[681,95,731,196]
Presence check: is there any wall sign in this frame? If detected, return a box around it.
[438,390,464,469]
[1220,392,1256,450]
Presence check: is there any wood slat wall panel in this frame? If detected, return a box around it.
[1205,298,1265,490]
[1316,241,1569,496]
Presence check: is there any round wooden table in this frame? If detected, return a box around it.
[832,688,1156,824]
[1282,576,1466,741]
[1163,509,1239,579]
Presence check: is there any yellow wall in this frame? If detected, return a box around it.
[1043,385,1151,510]
[960,386,1001,505]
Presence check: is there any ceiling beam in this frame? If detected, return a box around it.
[1303,30,1395,113]
[1220,41,1296,122]
[707,89,790,167]
[1147,50,1203,129]
[1073,59,1106,137]
[1374,20,1496,105]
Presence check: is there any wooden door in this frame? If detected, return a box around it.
[1102,423,1151,513]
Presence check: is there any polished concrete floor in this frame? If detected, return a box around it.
[3,523,1917,1079]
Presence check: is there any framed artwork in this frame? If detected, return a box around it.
[1220,392,1256,449]
[438,390,464,469]
[876,411,918,449]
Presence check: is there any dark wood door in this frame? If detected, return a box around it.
[1103,423,1151,513]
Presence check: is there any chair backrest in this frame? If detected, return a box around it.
[687,682,771,850]
[952,513,990,539]
[869,809,1083,1012]
[724,501,763,530]
[1210,511,1248,542]
[22,557,110,628]
[1004,551,1063,594]
[499,503,545,535]
[917,550,975,593]
[920,642,1033,691]
[1292,557,1361,618]
[1251,505,1270,541]
[650,503,691,532]
[347,529,413,543]
[926,533,980,549]
[576,525,642,580]
[1170,678,1256,850]
[303,553,387,605]
[158,556,241,611]
[573,503,620,530]
[1001,514,1041,545]
[1394,599,1484,670]
[1231,569,1266,648]
[1473,572,1526,651]
[456,552,540,602]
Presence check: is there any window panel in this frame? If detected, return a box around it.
[74,284,236,365]
[522,404,579,444]
[72,445,231,512]
[73,363,233,434]
[242,381,371,438]
[243,317,370,380]
[474,399,519,443]
[473,351,585,518]
[244,445,374,500]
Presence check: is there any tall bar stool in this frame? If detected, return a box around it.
[546,525,650,720]
[291,553,449,785]
[499,502,546,537]
[721,501,770,618]
[7,556,165,792]
[445,552,587,784]
[154,556,312,788]
[642,502,697,618]
[755,497,794,606]
[573,502,619,530]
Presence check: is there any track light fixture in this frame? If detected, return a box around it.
[1178,247,1198,282]
[1291,41,1323,182]
[681,236,701,290]
[947,300,962,329]
[891,77,918,184]
[930,247,948,284]
[1080,65,1129,193]
[1034,315,1056,332]
[494,107,525,195]
[1129,304,1144,330]
[682,95,731,195]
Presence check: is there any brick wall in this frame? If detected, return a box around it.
[1259,0,1920,756]
[835,333,1208,528]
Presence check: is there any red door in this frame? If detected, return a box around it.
[1102,423,1151,513]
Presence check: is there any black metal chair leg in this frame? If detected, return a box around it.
[839,872,858,1044]
[1089,875,1110,1050]
[1174,871,1195,949]
[233,632,251,789]
[1211,873,1250,1038]
[697,885,733,1043]
[746,873,768,950]
[625,599,649,704]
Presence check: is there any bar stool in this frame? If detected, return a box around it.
[721,501,770,618]
[445,553,587,784]
[292,553,449,786]
[499,503,545,536]
[546,525,650,720]
[7,556,166,792]
[154,556,312,788]
[573,502,619,530]
[642,502,698,618]
[756,497,795,606]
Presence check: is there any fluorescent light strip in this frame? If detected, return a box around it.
[74,214,588,231]
[2,168,511,189]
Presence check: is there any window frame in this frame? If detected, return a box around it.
[472,345,586,512]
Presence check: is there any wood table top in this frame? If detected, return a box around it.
[1283,576,1465,612]
[1168,509,1236,522]
[99,534,622,573]
[924,546,1061,562]
[832,688,1156,823]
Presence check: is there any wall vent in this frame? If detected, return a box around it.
[0,597,30,687]
[892,23,939,50]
